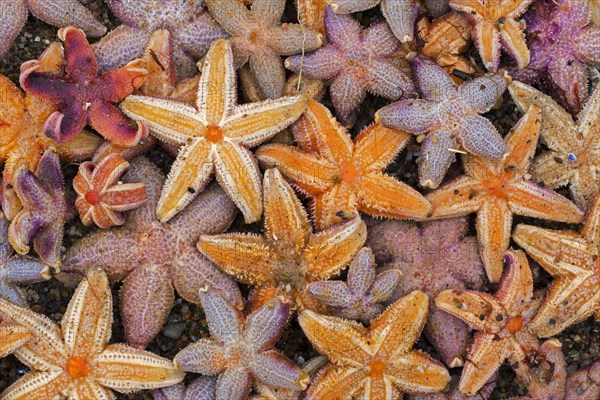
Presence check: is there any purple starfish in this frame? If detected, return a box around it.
[58,157,242,349]
[94,0,225,79]
[308,247,401,324]
[285,6,415,126]
[0,0,106,59]
[152,377,216,400]
[375,56,508,188]
[174,289,309,400]
[366,217,488,368]
[509,0,600,113]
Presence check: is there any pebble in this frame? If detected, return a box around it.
[162,322,186,340]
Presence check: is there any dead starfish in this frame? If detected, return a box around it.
[509,81,600,210]
[198,168,367,312]
[426,105,583,283]
[0,267,184,399]
[299,290,451,399]
[60,157,241,349]
[121,39,307,223]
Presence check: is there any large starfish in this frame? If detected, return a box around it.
[120,39,307,223]
[299,290,451,399]
[0,322,30,360]
[509,81,600,210]
[257,100,430,229]
[0,267,184,399]
[512,192,600,338]
[59,157,241,349]
[449,0,533,71]
[198,168,367,312]
[426,105,583,283]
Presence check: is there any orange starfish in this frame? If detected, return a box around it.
[298,290,451,399]
[257,100,431,230]
[0,322,30,358]
[0,42,101,221]
[426,105,583,283]
[198,168,366,312]
[121,39,307,223]
[512,193,600,338]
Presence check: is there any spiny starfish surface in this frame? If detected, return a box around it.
[449,0,533,71]
[299,290,451,399]
[206,0,322,99]
[509,81,600,210]
[174,289,309,400]
[60,157,241,349]
[375,56,508,189]
[0,0,106,59]
[19,27,148,147]
[285,7,415,126]
[426,105,583,282]
[0,322,30,359]
[198,168,367,312]
[0,267,184,399]
[257,100,430,229]
[152,377,216,400]
[121,39,307,223]
[512,192,600,338]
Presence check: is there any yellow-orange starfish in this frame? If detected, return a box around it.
[0,322,30,358]
[198,168,366,312]
[513,193,600,338]
[257,100,430,230]
[0,42,101,221]
[121,39,307,223]
[299,290,451,399]
[427,105,583,283]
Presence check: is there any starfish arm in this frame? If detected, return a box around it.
[304,364,368,400]
[354,124,411,172]
[251,0,286,25]
[529,151,573,189]
[375,99,438,134]
[570,165,600,210]
[368,270,402,303]
[28,0,106,37]
[0,371,69,400]
[93,26,151,75]
[499,19,530,69]
[182,377,217,400]
[459,74,508,114]
[575,28,600,64]
[43,101,89,145]
[89,100,147,147]
[495,250,533,315]
[502,104,541,171]
[284,46,344,80]
[99,60,147,103]
[458,115,506,159]
[364,21,401,55]
[267,24,323,56]
[459,334,513,395]
[0,0,27,59]
[2,258,49,306]
[418,129,459,189]
[312,183,359,229]
[251,351,309,391]
[547,58,588,114]
[329,0,380,13]
[205,0,251,36]
[581,194,600,247]
[347,247,376,296]
[199,289,245,345]
[477,198,512,283]
[309,280,354,307]
[56,130,103,162]
[581,87,600,146]
[60,27,99,82]
[101,182,148,212]
[472,20,500,71]
[173,13,226,59]
[387,350,451,393]
[19,61,74,105]
[412,56,457,101]
[365,58,415,100]
[0,323,31,357]
[323,6,363,48]
[502,0,535,16]
[173,339,228,374]
[248,48,286,99]
[435,290,506,333]
[244,297,291,352]
[507,181,583,223]
[72,382,116,400]
[448,0,486,15]
[381,0,420,42]
[215,368,253,400]
[330,70,365,126]
[427,176,483,217]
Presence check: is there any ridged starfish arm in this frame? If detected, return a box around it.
[436,290,507,333]
[0,323,31,357]
[499,18,530,68]
[477,199,512,286]
[506,181,583,222]
[354,125,411,171]
[427,177,484,217]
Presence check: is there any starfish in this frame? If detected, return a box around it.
[285,7,415,126]
[73,153,148,229]
[308,247,402,324]
[152,377,216,400]
[297,0,327,35]
[509,81,600,210]
[328,0,420,43]
[121,39,307,223]
[565,359,600,399]
[0,267,184,399]
[198,168,367,312]
[0,0,106,59]
[366,217,487,368]
[512,192,600,338]
[257,100,430,229]
[8,148,67,270]
[94,0,225,79]
[509,0,600,114]
[206,0,322,99]
[299,290,451,399]
[375,56,508,189]
[426,105,583,282]
[174,289,309,400]
[0,41,100,221]
[19,27,148,147]
[449,0,533,71]
[60,157,241,349]
[0,322,31,359]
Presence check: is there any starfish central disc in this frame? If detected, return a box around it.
[67,356,90,379]
[505,316,524,334]
[85,190,101,205]
[340,161,358,184]
[205,126,224,143]
[368,360,386,378]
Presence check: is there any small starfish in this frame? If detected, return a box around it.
[299,290,451,399]
[512,192,600,338]
[121,39,307,223]
[198,168,367,312]
[206,0,322,99]
[285,7,415,126]
[308,247,401,324]
[8,148,67,270]
[0,267,184,399]
[509,81,600,210]
[19,27,148,147]
[152,377,216,400]
[60,157,241,349]
[73,153,148,229]
[0,0,106,59]
[426,105,583,282]
[257,100,430,229]
[328,0,420,43]
[375,56,508,189]
[449,0,533,71]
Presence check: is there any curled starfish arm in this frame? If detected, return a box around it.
[0,323,31,358]
[173,339,228,374]
[18,62,74,105]
[496,251,533,313]
[28,0,106,37]
[435,290,506,333]
[251,351,309,391]
[427,176,483,217]
[304,365,368,400]
[477,198,512,283]
[0,0,27,59]
[90,100,148,148]
[308,281,354,307]
[387,350,451,393]
[575,28,600,64]
[99,60,147,102]
[472,20,500,71]
[459,334,513,395]
[0,371,70,400]
[354,124,411,172]
[506,181,583,223]
[375,100,438,134]
[381,0,420,42]
[499,19,529,69]
[284,47,344,80]
[458,115,506,159]
[61,27,98,82]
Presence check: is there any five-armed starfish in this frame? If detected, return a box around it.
[426,105,583,283]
